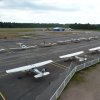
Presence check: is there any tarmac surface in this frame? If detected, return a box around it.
[0,30,100,100]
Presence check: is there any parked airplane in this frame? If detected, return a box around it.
[71,38,81,43]
[59,51,87,62]
[18,43,37,49]
[86,37,94,41]
[64,40,71,44]
[40,42,52,47]
[57,41,66,45]
[10,43,37,50]
[6,60,53,78]
[79,37,87,41]
[88,46,100,53]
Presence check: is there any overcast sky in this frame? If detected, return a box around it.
[0,0,100,24]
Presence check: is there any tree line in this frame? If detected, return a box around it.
[0,22,100,30]
[69,23,100,30]
[0,22,67,28]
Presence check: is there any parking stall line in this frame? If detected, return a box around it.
[52,62,67,68]
[51,62,67,70]
[51,63,66,70]
[0,74,8,78]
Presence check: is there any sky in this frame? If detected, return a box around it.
[0,0,100,24]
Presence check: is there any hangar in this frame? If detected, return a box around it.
[53,27,65,31]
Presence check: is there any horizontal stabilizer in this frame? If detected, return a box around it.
[79,58,87,62]
[34,72,50,78]
[75,56,87,62]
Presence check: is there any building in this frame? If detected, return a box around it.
[53,27,65,31]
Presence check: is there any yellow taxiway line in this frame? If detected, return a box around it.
[53,61,67,68]
[51,61,68,70]
[0,74,8,78]
[51,63,66,70]
[0,92,6,100]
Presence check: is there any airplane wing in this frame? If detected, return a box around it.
[9,47,26,50]
[88,47,100,51]
[59,51,84,58]
[6,60,53,74]
[23,45,37,49]
[28,45,37,48]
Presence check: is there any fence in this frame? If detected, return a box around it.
[35,58,100,100]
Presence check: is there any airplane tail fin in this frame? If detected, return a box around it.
[17,43,27,48]
[34,72,50,78]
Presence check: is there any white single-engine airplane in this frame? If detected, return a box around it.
[6,60,53,78]
[18,43,37,49]
[88,46,100,53]
[10,43,37,50]
[59,51,87,62]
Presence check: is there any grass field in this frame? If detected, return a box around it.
[0,28,95,39]
[0,28,73,39]
[59,63,100,100]
[0,28,35,39]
